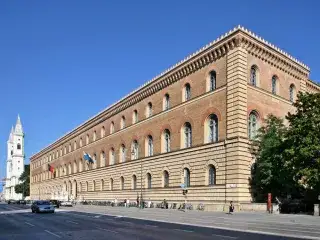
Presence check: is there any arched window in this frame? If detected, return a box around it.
[79,158,83,172]
[101,126,105,138]
[131,140,139,160]
[120,144,126,163]
[162,129,171,153]
[146,102,153,118]
[272,75,278,95]
[248,111,259,140]
[93,180,96,191]
[163,171,169,188]
[163,94,170,111]
[184,168,190,187]
[120,176,124,190]
[85,181,89,191]
[208,165,216,185]
[120,116,126,129]
[132,110,138,124]
[86,134,89,145]
[110,121,115,134]
[146,135,153,157]
[74,141,77,150]
[17,143,21,150]
[100,151,106,167]
[92,153,97,169]
[207,114,218,143]
[73,160,77,173]
[80,138,83,147]
[208,71,216,91]
[69,143,71,152]
[109,148,115,165]
[93,131,97,141]
[132,175,137,190]
[64,146,67,154]
[184,123,192,148]
[289,84,296,102]
[110,178,113,190]
[250,66,258,86]
[101,179,104,191]
[184,83,191,101]
[146,173,152,189]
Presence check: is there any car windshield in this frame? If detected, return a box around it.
[37,201,51,205]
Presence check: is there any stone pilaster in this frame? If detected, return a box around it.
[225,46,252,203]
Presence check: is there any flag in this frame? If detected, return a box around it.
[83,152,94,163]
[48,164,55,173]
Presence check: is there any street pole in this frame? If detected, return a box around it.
[140,156,143,209]
[39,178,41,200]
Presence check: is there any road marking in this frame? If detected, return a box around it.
[94,215,101,218]
[96,227,118,234]
[44,230,62,238]
[174,229,194,233]
[66,220,78,225]
[25,222,35,227]
[71,210,320,240]
[145,224,158,228]
[212,234,238,239]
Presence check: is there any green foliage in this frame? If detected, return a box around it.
[250,115,295,202]
[14,164,30,198]
[285,92,320,192]
[251,92,320,202]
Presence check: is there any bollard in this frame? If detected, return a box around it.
[314,204,319,216]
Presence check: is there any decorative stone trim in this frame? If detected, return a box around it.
[306,80,320,93]
[31,26,310,160]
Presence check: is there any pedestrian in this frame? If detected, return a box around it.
[229,201,234,214]
[137,196,140,208]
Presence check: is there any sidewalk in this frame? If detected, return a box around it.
[67,204,320,239]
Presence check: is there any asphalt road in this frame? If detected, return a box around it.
[0,203,314,240]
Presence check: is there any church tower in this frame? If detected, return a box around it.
[5,115,25,200]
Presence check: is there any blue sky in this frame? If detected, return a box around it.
[0,0,319,190]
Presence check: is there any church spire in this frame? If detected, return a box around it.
[8,126,14,142]
[14,114,23,135]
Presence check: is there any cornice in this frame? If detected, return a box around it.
[30,25,311,160]
[306,80,320,93]
[239,33,309,79]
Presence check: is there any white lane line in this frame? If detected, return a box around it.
[145,224,158,228]
[66,220,78,225]
[174,229,194,233]
[25,222,35,227]
[96,227,118,234]
[212,234,238,239]
[122,221,134,225]
[44,230,62,238]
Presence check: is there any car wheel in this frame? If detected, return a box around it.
[31,209,35,213]
[51,211,55,213]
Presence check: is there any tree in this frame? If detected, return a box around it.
[15,164,30,198]
[285,92,320,194]
[250,115,295,202]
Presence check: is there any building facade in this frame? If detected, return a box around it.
[5,115,25,200]
[29,26,320,209]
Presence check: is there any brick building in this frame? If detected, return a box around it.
[29,26,320,209]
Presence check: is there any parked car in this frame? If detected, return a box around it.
[60,201,73,207]
[31,200,55,213]
[8,200,18,204]
[49,200,61,208]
